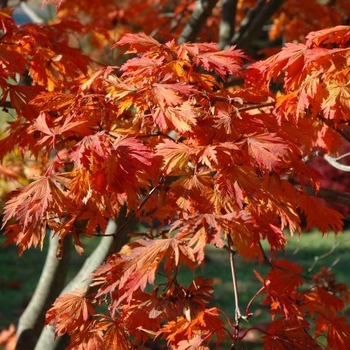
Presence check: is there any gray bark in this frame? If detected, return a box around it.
[33,220,118,350]
[219,0,238,49]
[230,0,285,52]
[323,154,350,172]
[15,234,71,350]
[177,0,219,44]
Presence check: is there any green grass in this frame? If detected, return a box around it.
[1,230,350,349]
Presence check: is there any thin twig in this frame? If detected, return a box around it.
[228,241,242,324]
[136,132,177,143]
[258,241,274,268]
[113,186,157,236]
[308,242,338,272]
[314,149,350,172]
[331,151,350,161]
[210,94,275,111]
[245,286,265,318]
[323,153,350,172]
[238,326,269,341]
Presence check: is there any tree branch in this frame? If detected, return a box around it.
[34,219,120,350]
[317,114,350,144]
[323,153,350,172]
[177,0,219,44]
[303,185,350,207]
[219,0,238,49]
[230,249,241,324]
[0,0,9,9]
[307,242,338,272]
[230,0,285,52]
[20,2,44,23]
[15,234,72,350]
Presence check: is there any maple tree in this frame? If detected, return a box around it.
[1,0,350,349]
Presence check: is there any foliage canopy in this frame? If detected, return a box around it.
[1,0,350,349]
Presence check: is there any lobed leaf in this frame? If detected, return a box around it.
[46,289,94,338]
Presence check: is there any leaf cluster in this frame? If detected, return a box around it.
[1,2,350,349]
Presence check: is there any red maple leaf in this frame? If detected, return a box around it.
[46,289,94,337]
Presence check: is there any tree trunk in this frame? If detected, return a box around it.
[15,234,71,350]
[219,0,238,49]
[34,217,130,350]
[177,0,219,44]
[230,0,285,53]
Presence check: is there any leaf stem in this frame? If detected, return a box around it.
[245,285,265,317]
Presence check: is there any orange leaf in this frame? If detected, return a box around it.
[298,193,344,233]
[247,133,289,171]
[159,308,226,347]
[306,25,350,48]
[181,42,246,80]
[2,175,68,232]
[94,317,130,350]
[156,139,193,174]
[46,289,94,337]
[114,32,162,53]
[93,239,173,305]
[152,83,194,107]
